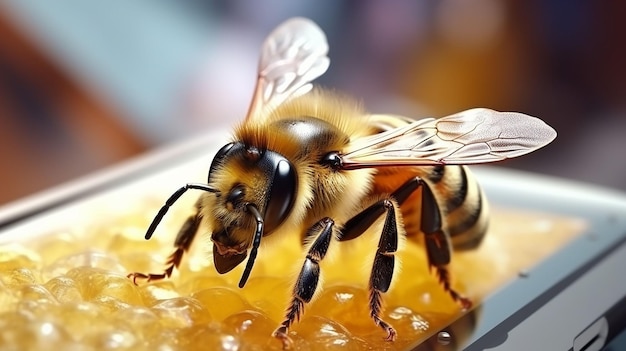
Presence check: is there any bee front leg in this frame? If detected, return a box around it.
[273,217,335,349]
[127,197,202,284]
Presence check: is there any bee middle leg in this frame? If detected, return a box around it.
[273,217,335,348]
[127,197,203,284]
[339,197,401,341]
[337,177,472,341]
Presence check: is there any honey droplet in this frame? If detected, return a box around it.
[176,323,241,351]
[178,275,228,295]
[112,306,162,341]
[0,244,42,271]
[15,299,57,322]
[0,268,42,289]
[0,282,18,313]
[222,310,282,350]
[151,297,212,329]
[240,277,290,323]
[192,287,252,322]
[294,315,360,351]
[81,324,138,351]
[0,309,75,349]
[53,301,103,339]
[44,276,82,304]
[387,306,430,333]
[308,285,373,334]
[389,280,460,317]
[17,284,57,304]
[385,306,432,346]
[43,251,126,282]
[92,295,133,313]
[34,321,72,344]
[144,328,179,351]
[137,281,180,306]
[65,267,142,304]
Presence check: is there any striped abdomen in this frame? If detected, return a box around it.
[425,165,488,250]
[372,164,489,251]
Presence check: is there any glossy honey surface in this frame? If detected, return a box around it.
[0,193,584,350]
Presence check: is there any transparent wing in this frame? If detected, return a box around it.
[366,113,416,132]
[342,108,557,169]
[245,17,330,122]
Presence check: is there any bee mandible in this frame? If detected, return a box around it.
[128,17,557,347]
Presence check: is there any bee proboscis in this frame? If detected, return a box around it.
[128,17,556,347]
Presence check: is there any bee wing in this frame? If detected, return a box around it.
[366,113,416,132]
[246,17,330,122]
[342,108,557,169]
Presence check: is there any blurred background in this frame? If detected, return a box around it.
[0,0,624,205]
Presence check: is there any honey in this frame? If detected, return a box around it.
[0,200,584,350]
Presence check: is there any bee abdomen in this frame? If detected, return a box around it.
[429,166,489,250]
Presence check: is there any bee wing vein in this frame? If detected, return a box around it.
[247,17,330,121]
[342,108,557,168]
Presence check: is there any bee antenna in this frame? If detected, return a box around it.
[145,183,220,240]
[238,203,264,288]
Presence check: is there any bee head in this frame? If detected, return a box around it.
[206,141,298,286]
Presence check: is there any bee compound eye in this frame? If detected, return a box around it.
[263,158,297,234]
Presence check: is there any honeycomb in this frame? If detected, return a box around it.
[0,185,585,350]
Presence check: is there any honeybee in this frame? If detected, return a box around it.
[128,17,556,347]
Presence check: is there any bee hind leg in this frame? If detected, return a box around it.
[127,198,202,284]
[367,199,401,341]
[339,198,401,341]
[419,180,472,309]
[273,217,335,349]
[337,176,473,341]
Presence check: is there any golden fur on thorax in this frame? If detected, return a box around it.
[205,90,377,247]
